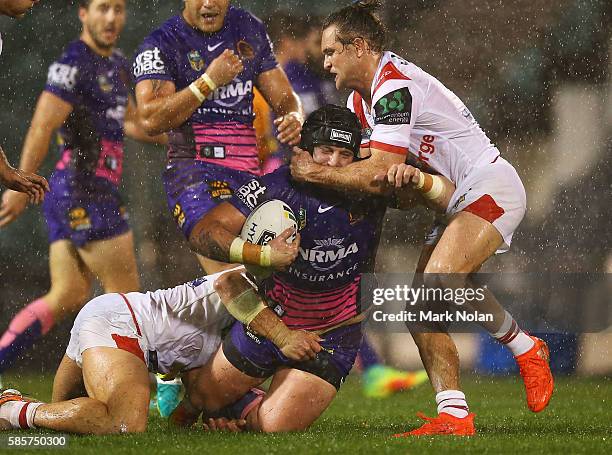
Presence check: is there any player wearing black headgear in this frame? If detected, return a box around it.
[299,104,362,159]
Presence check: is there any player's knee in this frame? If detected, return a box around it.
[259,417,311,433]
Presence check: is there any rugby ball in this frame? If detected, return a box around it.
[240,199,298,279]
[240,199,297,246]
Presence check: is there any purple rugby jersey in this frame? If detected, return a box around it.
[229,166,386,331]
[133,7,278,175]
[45,40,131,186]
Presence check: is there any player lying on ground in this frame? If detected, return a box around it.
[0,259,325,434]
[169,104,453,432]
[0,1,49,199]
[289,1,554,436]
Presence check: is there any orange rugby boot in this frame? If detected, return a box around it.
[393,412,476,437]
[515,336,554,412]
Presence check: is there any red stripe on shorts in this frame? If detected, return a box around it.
[111,334,145,364]
[463,194,505,224]
[18,402,30,429]
[118,293,142,336]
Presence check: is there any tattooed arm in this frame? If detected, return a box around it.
[188,202,247,262]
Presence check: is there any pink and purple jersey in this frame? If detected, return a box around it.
[229,166,386,331]
[45,40,131,186]
[133,7,278,175]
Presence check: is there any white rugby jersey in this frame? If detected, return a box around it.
[347,51,500,185]
[127,269,237,376]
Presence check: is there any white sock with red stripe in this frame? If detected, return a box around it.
[492,310,535,356]
[0,400,43,429]
[436,390,469,418]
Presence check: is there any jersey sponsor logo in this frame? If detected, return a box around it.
[173,203,186,228]
[417,134,435,163]
[187,276,208,288]
[47,63,78,91]
[317,204,336,214]
[299,238,359,272]
[206,79,253,107]
[374,88,412,125]
[207,42,224,52]
[329,129,352,144]
[236,179,267,210]
[133,48,165,78]
[68,207,91,231]
[207,180,233,200]
[188,50,205,71]
[236,40,255,59]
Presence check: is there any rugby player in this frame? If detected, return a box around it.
[170,104,451,432]
[0,1,49,200]
[267,11,429,398]
[290,0,553,435]
[0,258,324,434]
[0,0,165,378]
[133,0,303,274]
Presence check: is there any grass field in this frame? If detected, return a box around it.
[1,373,610,454]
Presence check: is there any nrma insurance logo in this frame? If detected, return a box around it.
[299,237,359,272]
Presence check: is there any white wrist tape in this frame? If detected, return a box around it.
[229,238,245,263]
[189,82,206,103]
[423,175,445,200]
[260,245,272,267]
[201,73,217,91]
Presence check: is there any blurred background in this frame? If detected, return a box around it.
[0,0,610,376]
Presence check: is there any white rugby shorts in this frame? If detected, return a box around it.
[425,157,526,253]
[66,293,149,368]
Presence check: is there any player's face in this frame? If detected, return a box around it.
[321,25,360,91]
[80,0,126,51]
[183,0,230,34]
[0,0,40,18]
[312,145,354,168]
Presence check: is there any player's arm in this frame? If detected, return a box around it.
[213,270,322,361]
[188,202,298,270]
[123,97,168,145]
[135,50,243,136]
[256,67,303,146]
[385,164,456,213]
[0,92,72,227]
[291,144,406,195]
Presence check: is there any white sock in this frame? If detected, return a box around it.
[491,310,535,356]
[0,400,43,429]
[436,390,469,418]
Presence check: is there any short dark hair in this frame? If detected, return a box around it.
[322,0,387,53]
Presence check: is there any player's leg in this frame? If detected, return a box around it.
[170,346,266,427]
[77,230,140,293]
[0,240,92,373]
[245,368,336,432]
[36,347,150,434]
[52,355,87,402]
[396,236,474,437]
[425,210,552,411]
[0,348,150,434]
